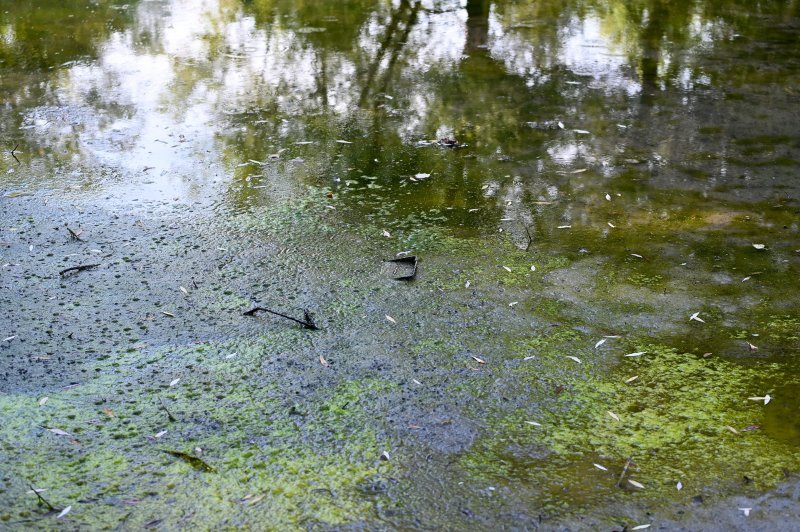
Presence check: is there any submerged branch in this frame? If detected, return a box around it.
[243,306,319,330]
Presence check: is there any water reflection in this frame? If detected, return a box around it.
[1,0,798,225]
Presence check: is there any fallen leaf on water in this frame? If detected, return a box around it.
[739,508,751,517]
[38,397,49,406]
[630,253,643,258]
[103,408,115,418]
[741,276,751,282]
[747,395,771,405]
[625,376,639,384]
[605,193,611,201]
[752,244,765,250]
[48,428,73,437]
[414,173,431,179]
[509,301,519,307]
[335,139,352,144]
[631,525,651,531]
[382,230,391,238]
[571,168,587,174]
[179,286,189,295]
[472,356,486,364]
[161,311,175,317]
[530,265,536,271]
[465,280,471,288]
[169,378,180,387]
[689,312,705,323]
[595,339,606,349]
[557,225,572,229]
[319,355,331,367]
[593,463,608,471]
[607,411,620,422]
[566,356,581,363]
[57,506,72,519]
[747,342,758,351]
[412,379,422,385]
[608,222,616,228]
[523,356,535,361]
[726,426,739,434]
[525,421,542,427]
[163,450,216,472]
[573,129,590,134]
[502,266,512,272]
[625,351,647,357]
[385,315,397,324]
[155,430,167,438]
[246,494,266,505]
[628,480,645,489]
[677,481,683,490]
[3,335,16,342]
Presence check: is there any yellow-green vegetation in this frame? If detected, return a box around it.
[462,342,800,508]
[0,340,397,529]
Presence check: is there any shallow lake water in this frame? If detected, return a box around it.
[1,0,799,529]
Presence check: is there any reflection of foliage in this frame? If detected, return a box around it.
[0,0,134,71]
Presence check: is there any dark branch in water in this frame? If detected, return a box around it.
[159,397,176,422]
[66,227,82,241]
[10,143,20,164]
[244,306,319,330]
[616,457,633,488]
[523,225,533,251]
[28,484,55,512]
[59,264,101,277]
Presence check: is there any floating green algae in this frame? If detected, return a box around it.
[462,342,800,508]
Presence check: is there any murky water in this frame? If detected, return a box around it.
[1,0,799,529]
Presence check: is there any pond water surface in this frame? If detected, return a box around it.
[1,0,799,529]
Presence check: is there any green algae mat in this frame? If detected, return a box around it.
[2,0,800,529]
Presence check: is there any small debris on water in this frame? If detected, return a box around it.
[689,312,705,323]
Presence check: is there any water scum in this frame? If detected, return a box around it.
[2,0,800,528]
